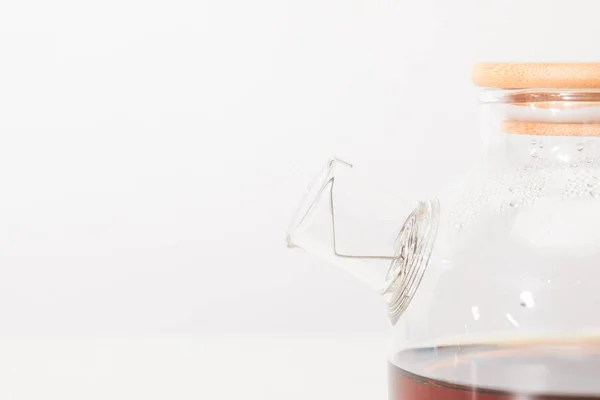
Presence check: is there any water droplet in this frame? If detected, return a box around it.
[531,139,537,146]
[520,291,535,308]
[471,306,480,321]
[539,142,544,149]
[577,142,585,152]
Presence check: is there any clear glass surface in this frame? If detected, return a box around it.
[288,89,600,397]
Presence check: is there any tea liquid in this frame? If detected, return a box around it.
[390,341,600,399]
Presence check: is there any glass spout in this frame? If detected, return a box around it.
[286,158,440,323]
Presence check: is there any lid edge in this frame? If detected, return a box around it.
[473,63,600,89]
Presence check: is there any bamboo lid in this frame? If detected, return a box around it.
[473,63,600,89]
[502,121,600,137]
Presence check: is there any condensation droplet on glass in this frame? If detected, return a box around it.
[531,139,537,146]
[520,291,535,308]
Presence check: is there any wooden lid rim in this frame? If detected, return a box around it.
[474,63,600,89]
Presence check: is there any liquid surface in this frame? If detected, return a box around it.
[390,341,600,399]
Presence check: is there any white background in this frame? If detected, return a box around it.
[1,0,600,398]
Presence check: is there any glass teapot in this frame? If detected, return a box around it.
[286,63,600,399]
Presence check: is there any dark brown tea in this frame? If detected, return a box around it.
[389,341,600,399]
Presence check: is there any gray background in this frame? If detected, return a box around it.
[0,0,599,336]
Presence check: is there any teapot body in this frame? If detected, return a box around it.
[288,64,600,397]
